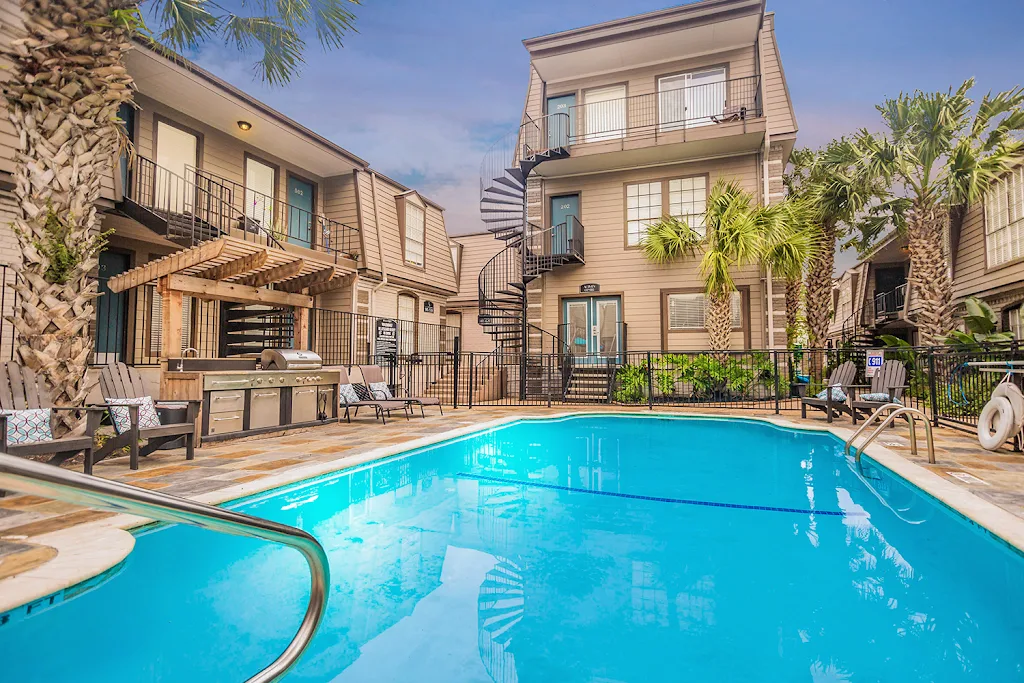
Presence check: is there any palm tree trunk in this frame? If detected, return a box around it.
[907,198,953,345]
[804,222,836,348]
[2,0,134,433]
[706,290,733,352]
[784,277,802,348]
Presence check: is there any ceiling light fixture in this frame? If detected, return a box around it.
[237,120,253,131]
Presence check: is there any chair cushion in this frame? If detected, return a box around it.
[352,384,373,401]
[0,408,52,445]
[108,397,162,434]
[339,383,360,405]
[814,386,847,402]
[859,392,902,405]
[369,382,394,400]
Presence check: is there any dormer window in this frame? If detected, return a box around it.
[402,199,426,267]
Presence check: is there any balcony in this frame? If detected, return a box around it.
[533,75,765,177]
[874,283,908,320]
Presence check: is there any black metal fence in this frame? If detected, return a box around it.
[367,345,1024,432]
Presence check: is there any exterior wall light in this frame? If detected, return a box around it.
[237,120,253,131]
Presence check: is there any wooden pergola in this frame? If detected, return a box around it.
[107,237,356,358]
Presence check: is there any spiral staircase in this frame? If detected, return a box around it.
[477,113,584,354]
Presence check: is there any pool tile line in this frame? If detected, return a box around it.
[457,472,859,517]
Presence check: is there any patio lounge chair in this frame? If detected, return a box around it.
[849,360,909,424]
[338,366,409,424]
[357,365,444,417]
[98,362,200,470]
[800,360,858,423]
[0,361,110,475]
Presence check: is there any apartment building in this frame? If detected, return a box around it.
[472,0,798,359]
[0,11,458,369]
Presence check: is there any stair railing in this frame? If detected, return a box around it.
[479,112,571,204]
[0,453,329,683]
[844,404,936,465]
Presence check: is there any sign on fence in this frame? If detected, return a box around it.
[375,318,398,357]
[866,349,884,377]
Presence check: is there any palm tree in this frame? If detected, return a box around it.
[852,79,1024,345]
[1,0,358,432]
[785,141,877,349]
[760,200,819,347]
[640,216,703,264]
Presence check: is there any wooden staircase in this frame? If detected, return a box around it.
[564,364,614,403]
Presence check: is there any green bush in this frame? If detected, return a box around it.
[614,363,647,403]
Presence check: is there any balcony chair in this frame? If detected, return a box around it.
[849,360,909,425]
[98,362,200,470]
[357,364,444,417]
[800,360,858,423]
[0,361,110,476]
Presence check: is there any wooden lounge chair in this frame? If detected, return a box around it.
[800,360,858,423]
[357,365,444,417]
[849,360,909,424]
[98,362,200,470]
[0,362,109,475]
[338,366,409,424]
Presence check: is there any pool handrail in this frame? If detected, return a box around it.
[0,452,330,683]
[844,404,935,465]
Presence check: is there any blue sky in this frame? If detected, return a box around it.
[186,0,1024,268]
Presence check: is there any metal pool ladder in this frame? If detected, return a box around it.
[0,453,330,683]
[844,403,936,465]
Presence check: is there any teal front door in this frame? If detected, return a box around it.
[562,296,621,361]
[95,251,130,364]
[287,176,314,247]
[550,193,579,255]
[546,94,575,148]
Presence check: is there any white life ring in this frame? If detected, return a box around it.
[978,396,1015,451]
[992,382,1024,434]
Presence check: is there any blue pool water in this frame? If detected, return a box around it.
[2,415,1023,682]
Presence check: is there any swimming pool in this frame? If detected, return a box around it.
[1,414,1023,681]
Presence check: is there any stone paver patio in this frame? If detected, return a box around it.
[1,405,1023,585]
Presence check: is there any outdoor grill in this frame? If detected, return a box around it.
[260,349,324,371]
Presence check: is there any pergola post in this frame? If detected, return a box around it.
[159,276,184,359]
[293,307,310,350]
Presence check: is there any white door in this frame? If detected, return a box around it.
[583,85,626,142]
[684,68,726,127]
[245,158,275,230]
[657,73,688,132]
[155,121,198,213]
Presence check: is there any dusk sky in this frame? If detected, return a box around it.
[183,0,1024,273]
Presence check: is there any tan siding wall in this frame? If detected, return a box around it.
[354,170,383,273]
[451,233,505,302]
[540,46,757,109]
[951,200,1024,300]
[449,305,496,353]
[760,13,797,136]
[524,64,545,121]
[538,155,766,350]
[360,173,457,294]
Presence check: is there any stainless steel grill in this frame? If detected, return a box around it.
[261,349,324,371]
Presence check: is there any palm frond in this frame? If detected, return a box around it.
[640,216,702,264]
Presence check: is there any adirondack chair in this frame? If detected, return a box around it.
[849,360,909,424]
[800,360,858,423]
[0,362,109,475]
[98,363,200,470]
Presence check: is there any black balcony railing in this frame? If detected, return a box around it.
[190,167,360,261]
[555,75,762,146]
[874,283,908,319]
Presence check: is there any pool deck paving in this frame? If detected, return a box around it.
[1,405,1023,611]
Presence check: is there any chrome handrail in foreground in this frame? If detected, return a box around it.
[844,404,936,465]
[0,453,330,683]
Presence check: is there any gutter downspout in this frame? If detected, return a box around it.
[758,27,778,351]
[369,171,388,317]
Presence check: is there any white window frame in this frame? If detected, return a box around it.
[668,176,707,237]
[583,84,627,143]
[986,165,1024,268]
[404,201,426,267]
[667,291,742,331]
[627,176,707,246]
[626,181,662,246]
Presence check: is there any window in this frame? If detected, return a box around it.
[147,288,192,356]
[404,202,425,267]
[244,157,275,230]
[583,84,626,142]
[397,293,416,356]
[450,243,461,279]
[986,165,1024,267]
[669,177,707,236]
[627,176,707,245]
[1007,305,1024,340]
[667,292,742,330]
[626,182,662,246]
